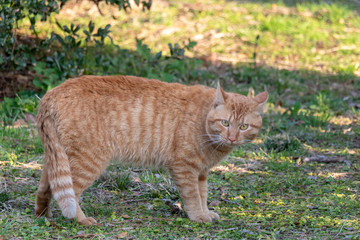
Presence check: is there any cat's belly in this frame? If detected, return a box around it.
[114,144,170,168]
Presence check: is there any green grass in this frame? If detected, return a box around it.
[1,0,360,239]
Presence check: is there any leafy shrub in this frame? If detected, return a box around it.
[32,62,59,92]
[0,0,151,72]
[0,0,66,70]
[44,20,115,81]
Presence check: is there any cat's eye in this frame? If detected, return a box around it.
[221,119,229,127]
[240,123,249,130]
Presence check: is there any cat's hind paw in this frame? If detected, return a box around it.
[46,209,53,218]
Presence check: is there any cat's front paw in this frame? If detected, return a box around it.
[77,217,97,226]
[188,211,219,223]
[188,213,213,223]
[206,210,219,221]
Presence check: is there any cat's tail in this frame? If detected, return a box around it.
[36,104,77,219]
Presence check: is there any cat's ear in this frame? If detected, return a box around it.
[214,81,226,108]
[254,91,268,114]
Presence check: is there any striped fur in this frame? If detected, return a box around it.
[35,75,268,225]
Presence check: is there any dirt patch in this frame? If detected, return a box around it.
[0,71,38,100]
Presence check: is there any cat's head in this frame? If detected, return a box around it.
[205,83,268,148]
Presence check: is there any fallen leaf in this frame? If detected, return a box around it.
[122,214,130,219]
[49,222,62,229]
[347,149,356,154]
[343,127,353,134]
[174,201,182,210]
[296,120,305,124]
[163,199,185,216]
[116,232,128,239]
[13,119,27,128]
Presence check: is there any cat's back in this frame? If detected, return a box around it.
[49,75,189,99]
[41,75,213,112]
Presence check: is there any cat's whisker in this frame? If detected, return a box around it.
[203,142,224,151]
[208,141,222,147]
[200,137,221,145]
[200,135,220,141]
[217,142,225,151]
[200,134,220,137]
[201,139,222,147]
[200,135,221,145]
[200,139,217,144]
[210,140,226,155]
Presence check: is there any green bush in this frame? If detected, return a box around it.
[0,0,66,70]
[0,0,151,73]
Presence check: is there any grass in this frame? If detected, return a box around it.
[1,0,360,239]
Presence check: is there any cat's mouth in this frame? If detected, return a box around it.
[225,139,252,146]
[228,141,240,146]
[222,138,240,147]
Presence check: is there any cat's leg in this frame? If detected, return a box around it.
[74,196,97,226]
[169,164,213,223]
[35,163,52,218]
[71,183,98,226]
[198,171,219,221]
[69,153,104,226]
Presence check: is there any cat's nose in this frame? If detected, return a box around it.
[228,137,236,142]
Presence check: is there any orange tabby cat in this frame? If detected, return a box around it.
[35,75,268,225]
